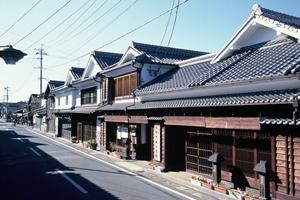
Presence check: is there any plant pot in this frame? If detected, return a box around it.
[190,179,201,187]
[202,182,214,190]
[91,144,97,150]
[214,185,228,195]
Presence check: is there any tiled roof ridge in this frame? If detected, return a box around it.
[132,41,206,56]
[49,80,64,83]
[70,66,85,71]
[252,4,300,30]
[94,50,123,58]
[177,53,216,67]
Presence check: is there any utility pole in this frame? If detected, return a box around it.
[4,86,9,118]
[34,45,47,95]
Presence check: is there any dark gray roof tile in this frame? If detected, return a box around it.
[132,41,207,64]
[48,80,64,90]
[93,51,123,69]
[70,67,85,80]
[132,89,299,110]
[137,37,300,95]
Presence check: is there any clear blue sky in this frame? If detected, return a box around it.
[0,0,299,102]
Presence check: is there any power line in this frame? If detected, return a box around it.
[67,0,140,56]
[160,0,175,45]
[49,0,189,68]
[49,0,96,44]
[24,0,91,51]
[55,0,109,45]
[167,0,180,46]
[59,0,123,46]
[0,0,42,39]
[13,0,73,46]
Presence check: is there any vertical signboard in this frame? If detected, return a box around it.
[153,123,161,162]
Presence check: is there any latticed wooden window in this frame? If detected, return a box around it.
[114,73,137,97]
[186,129,213,175]
[213,129,233,171]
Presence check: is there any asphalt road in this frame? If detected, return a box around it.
[0,121,186,200]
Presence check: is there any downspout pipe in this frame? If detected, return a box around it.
[292,99,299,126]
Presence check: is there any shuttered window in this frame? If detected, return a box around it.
[114,73,137,98]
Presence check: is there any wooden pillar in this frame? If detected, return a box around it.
[232,130,236,166]
[271,135,276,197]
[285,135,289,194]
[290,133,295,196]
[254,131,258,179]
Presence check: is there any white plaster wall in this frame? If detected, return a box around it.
[96,118,101,150]
[55,117,58,137]
[55,91,74,109]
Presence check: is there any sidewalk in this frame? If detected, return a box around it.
[23,125,234,200]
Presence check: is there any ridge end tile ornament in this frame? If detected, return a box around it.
[0,45,27,64]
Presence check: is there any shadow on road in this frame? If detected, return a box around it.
[0,128,120,200]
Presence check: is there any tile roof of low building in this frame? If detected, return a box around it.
[136,37,300,95]
[132,41,208,65]
[131,89,299,110]
[98,102,132,111]
[70,105,98,114]
[70,67,85,80]
[260,118,300,126]
[93,51,123,69]
[48,80,64,90]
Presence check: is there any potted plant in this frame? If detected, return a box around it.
[190,176,202,186]
[198,176,214,190]
[71,136,77,143]
[213,183,228,195]
[109,141,116,152]
[88,139,98,150]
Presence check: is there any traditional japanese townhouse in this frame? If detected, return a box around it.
[24,94,41,127]
[69,51,122,146]
[31,93,47,132]
[52,67,85,139]
[125,5,300,200]
[44,80,64,135]
[98,41,207,160]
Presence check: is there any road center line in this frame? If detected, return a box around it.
[17,138,24,142]
[29,147,41,157]
[56,169,88,194]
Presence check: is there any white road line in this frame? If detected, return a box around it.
[17,138,24,142]
[29,147,41,157]
[26,128,196,200]
[56,169,88,194]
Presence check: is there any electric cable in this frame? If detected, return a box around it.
[49,0,96,44]
[13,0,72,46]
[24,0,91,50]
[167,0,180,46]
[0,0,42,39]
[55,0,109,45]
[59,0,122,46]
[49,0,189,68]
[160,0,175,45]
[67,0,139,56]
